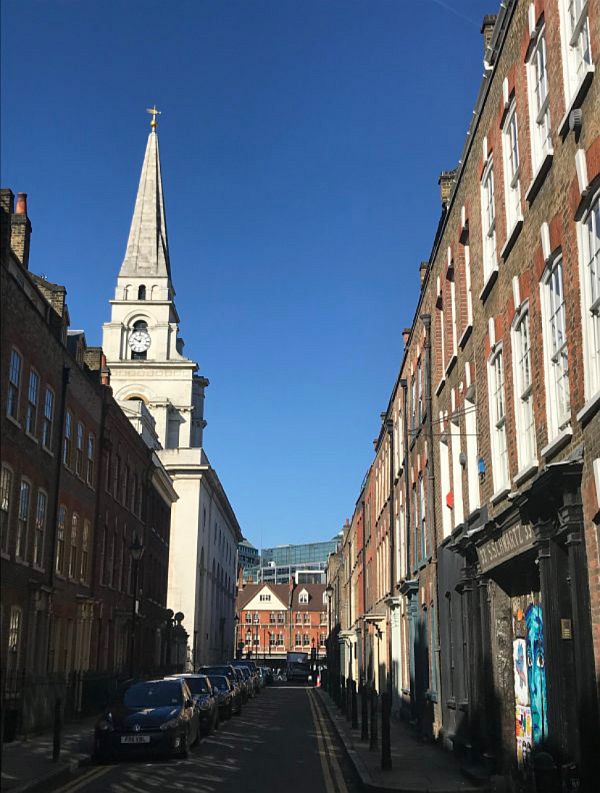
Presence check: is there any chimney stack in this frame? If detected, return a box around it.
[438,170,456,208]
[419,261,428,287]
[402,327,411,349]
[481,15,497,61]
[10,191,32,269]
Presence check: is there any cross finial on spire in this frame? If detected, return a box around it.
[146,105,161,130]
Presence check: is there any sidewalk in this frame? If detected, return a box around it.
[316,689,489,793]
[1,716,96,793]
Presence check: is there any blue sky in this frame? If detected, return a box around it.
[2,0,486,550]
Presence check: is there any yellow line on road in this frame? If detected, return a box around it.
[307,688,337,793]
[52,764,112,793]
[307,689,349,793]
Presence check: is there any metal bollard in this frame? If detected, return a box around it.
[52,698,62,762]
[369,686,378,751]
[360,682,369,741]
[351,680,358,729]
[381,692,392,770]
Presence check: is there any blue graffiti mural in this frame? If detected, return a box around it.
[525,603,548,744]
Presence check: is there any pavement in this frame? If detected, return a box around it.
[315,688,490,793]
[0,715,96,793]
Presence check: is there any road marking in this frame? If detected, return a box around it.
[308,690,349,793]
[52,765,112,793]
[307,689,337,793]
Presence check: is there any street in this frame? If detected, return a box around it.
[49,686,359,793]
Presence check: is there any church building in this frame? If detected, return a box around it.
[102,111,242,667]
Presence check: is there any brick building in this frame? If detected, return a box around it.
[236,582,327,663]
[1,187,177,733]
[328,1,600,789]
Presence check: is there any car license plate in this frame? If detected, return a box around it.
[121,735,150,744]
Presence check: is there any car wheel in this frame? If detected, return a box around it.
[178,733,188,759]
[227,704,233,719]
[214,711,220,731]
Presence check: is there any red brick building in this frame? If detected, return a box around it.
[1,188,177,733]
[236,582,327,663]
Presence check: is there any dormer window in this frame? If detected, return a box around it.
[138,285,146,300]
[298,589,309,604]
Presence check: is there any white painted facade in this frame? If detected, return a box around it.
[102,123,242,667]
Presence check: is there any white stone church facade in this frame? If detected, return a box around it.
[102,119,241,667]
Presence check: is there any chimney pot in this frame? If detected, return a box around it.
[438,170,457,207]
[15,192,28,215]
[481,15,497,60]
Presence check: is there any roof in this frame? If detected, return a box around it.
[237,582,326,612]
[119,128,172,282]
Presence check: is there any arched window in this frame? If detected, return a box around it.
[138,285,146,300]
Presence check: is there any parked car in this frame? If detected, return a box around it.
[208,674,235,719]
[231,664,255,698]
[231,666,251,702]
[168,674,219,734]
[93,678,199,761]
[198,665,243,713]
[231,660,259,694]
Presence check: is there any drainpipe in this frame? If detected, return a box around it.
[400,379,410,576]
[46,364,69,671]
[385,417,395,697]
[420,313,440,697]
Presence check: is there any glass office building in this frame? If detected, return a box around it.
[242,538,340,584]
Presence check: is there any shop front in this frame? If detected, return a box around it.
[452,459,598,791]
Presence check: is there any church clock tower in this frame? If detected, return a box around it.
[102,109,208,448]
[102,110,241,669]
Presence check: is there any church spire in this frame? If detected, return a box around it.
[119,109,172,281]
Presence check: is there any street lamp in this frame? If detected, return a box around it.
[128,534,145,679]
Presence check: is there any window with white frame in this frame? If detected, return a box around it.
[578,192,600,399]
[417,358,423,424]
[86,434,95,486]
[42,387,54,450]
[63,411,73,467]
[56,505,66,575]
[80,519,90,583]
[527,22,552,173]
[1,465,13,555]
[7,349,22,421]
[541,254,570,436]
[7,606,22,672]
[299,590,309,604]
[33,490,47,568]
[481,158,497,281]
[502,101,522,233]
[69,513,79,579]
[418,474,426,560]
[512,306,537,468]
[16,479,31,561]
[559,0,592,102]
[75,422,84,476]
[488,345,509,490]
[25,369,39,436]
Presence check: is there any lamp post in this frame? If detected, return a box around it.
[128,534,145,679]
[325,583,333,695]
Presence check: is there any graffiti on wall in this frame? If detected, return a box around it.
[512,597,548,769]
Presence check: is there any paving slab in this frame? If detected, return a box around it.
[315,689,489,793]
[1,716,96,793]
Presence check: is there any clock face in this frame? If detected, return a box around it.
[129,330,151,353]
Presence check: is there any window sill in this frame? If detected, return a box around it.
[435,376,446,396]
[41,445,54,457]
[1,550,10,560]
[558,66,595,139]
[15,557,30,567]
[25,431,39,445]
[491,486,510,506]
[6,415,21,430]
[513,460,539,487]
[445,354,458,378]
[500,218,523,261]
[459,323,473,349]
[541,427,572,461]
[479,265,498,303]
[525,152,553,205]
[576,390,600,427]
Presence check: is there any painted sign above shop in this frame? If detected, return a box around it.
[477,523,535,573]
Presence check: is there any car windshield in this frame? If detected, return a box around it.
[205,666,233,679]
[180,677,209,695]
[209,675,228,690]
[123,681,182,709]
